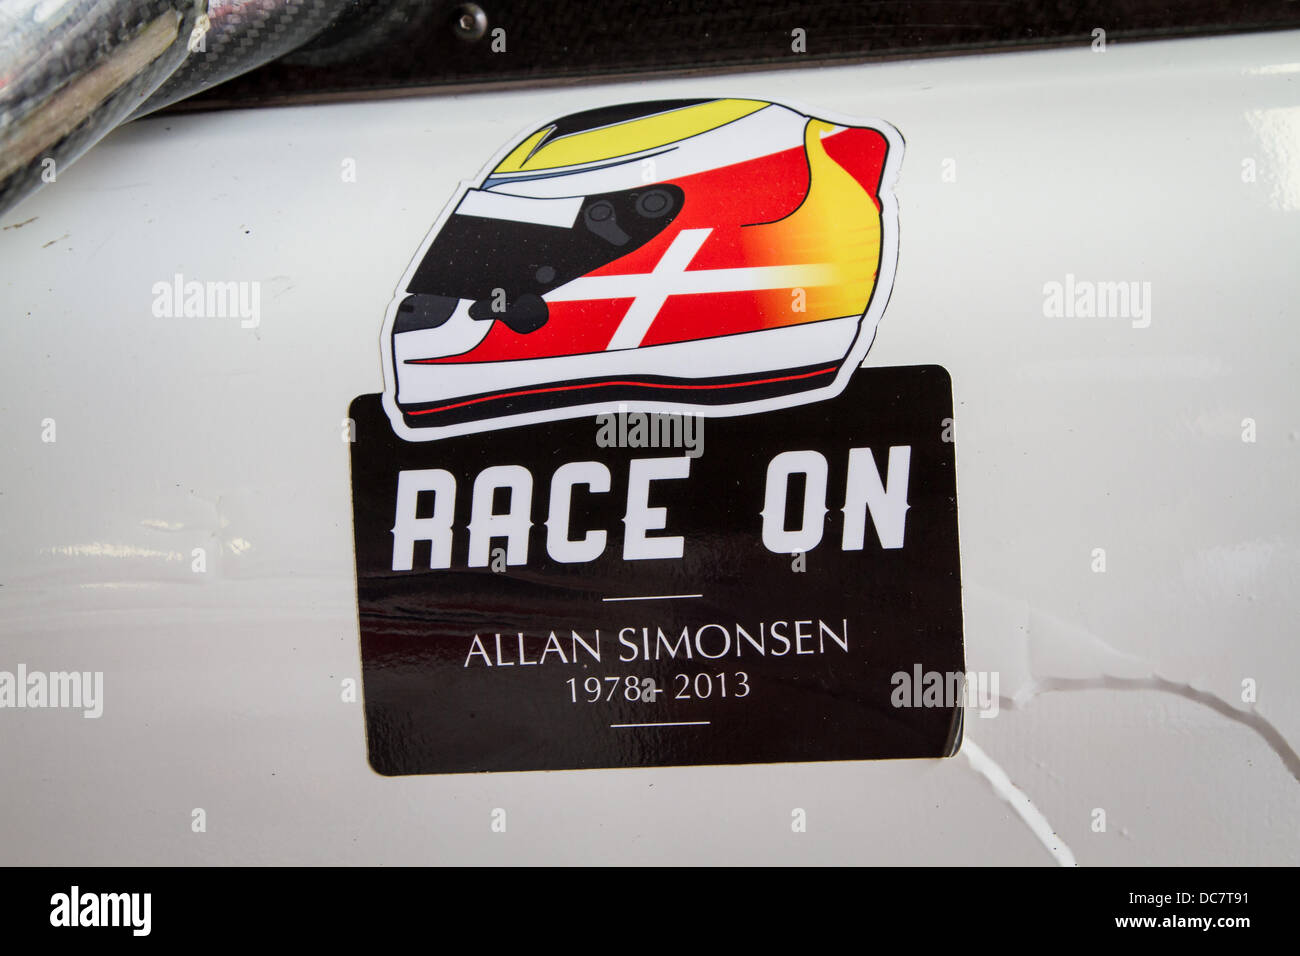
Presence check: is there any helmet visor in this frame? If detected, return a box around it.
[405,183,684,307]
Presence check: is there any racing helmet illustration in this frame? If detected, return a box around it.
[382,98,901,439]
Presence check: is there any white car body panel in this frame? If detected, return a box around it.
[1,30,1297,864]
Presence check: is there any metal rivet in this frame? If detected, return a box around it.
[453,3,488,42]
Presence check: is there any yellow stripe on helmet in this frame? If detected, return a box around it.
[494,99,770,174]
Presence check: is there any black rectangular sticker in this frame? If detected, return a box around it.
[350,365,964,774]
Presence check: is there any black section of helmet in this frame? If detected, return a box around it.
[402,183,684,334]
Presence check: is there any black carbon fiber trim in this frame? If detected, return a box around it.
[175,0,1300,110]
[133,0,356,116]
[0,0,205,215]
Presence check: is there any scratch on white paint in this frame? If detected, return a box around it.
[140,519,185,531]
[1003,677,1300,782]
[77,581,164,590]
[1247,62,1300,75]
[44,543,184,561]
[1245,106,1300,211]
[963,737,1077,867]
[982,593,1300,778]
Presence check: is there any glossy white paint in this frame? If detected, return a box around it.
[1,31,1297,864]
